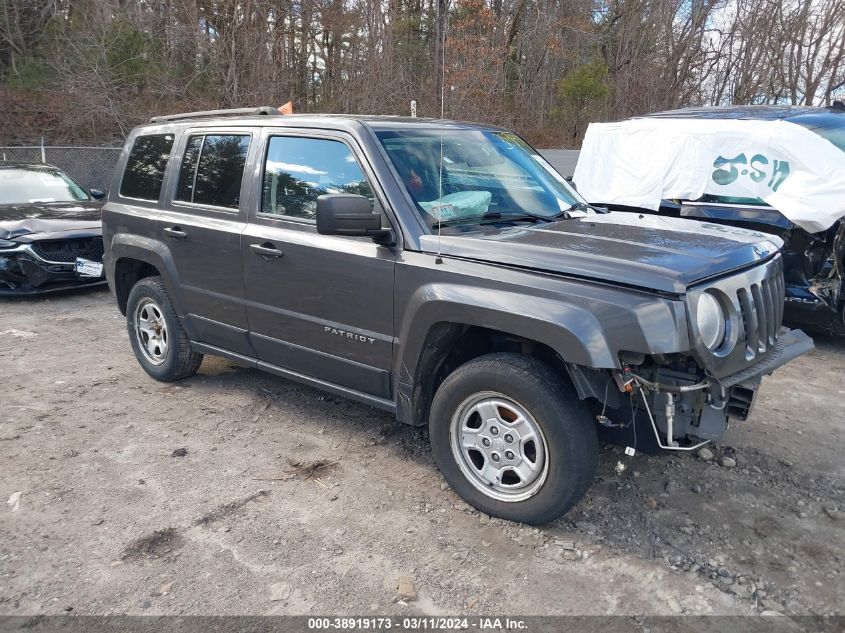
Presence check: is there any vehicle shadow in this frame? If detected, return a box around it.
[0,284,109,303]
[809,331,845,353]
[178,355,628,510]
[185,355,434,466]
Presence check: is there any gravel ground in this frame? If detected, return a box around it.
[1,287,843,616]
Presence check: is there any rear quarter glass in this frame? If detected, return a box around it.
[120,134,175,201]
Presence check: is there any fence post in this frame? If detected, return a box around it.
[40,137,46,163]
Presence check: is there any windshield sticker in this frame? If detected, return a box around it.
[712,153,790,192]
[496,132,521,148]
[428,203,458,220]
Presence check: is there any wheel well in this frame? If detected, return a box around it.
[410,323,569,427]
[114,258,160,315]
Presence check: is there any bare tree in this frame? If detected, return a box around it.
[2,0,843,146]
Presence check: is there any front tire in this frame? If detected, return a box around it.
[126,276,203,382]
[429,353,598,524]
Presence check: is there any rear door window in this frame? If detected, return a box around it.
[120,134,174,201]
[175,134,250,209]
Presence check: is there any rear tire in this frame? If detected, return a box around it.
[429,353,598,524]
[126,276,203,382]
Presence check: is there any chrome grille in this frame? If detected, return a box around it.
[736,257,784,359]
[30,236,104,263]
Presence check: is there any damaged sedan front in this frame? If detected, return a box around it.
[0,163,106,295]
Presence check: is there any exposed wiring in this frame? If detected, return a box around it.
[599,376,611,419]
[596,377,637,454]
[597,376,630,430]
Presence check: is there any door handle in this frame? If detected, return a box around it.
[250,243,285,259]
[163,227,188,240]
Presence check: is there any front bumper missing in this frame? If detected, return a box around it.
[0,278,107,296]
[633,327,813,451]
[718,327,814,387]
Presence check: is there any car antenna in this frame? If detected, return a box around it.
[435,1,446,265]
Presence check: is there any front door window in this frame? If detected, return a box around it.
[261,136,374,221]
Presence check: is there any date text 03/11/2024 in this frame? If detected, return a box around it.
[306,617,528,630]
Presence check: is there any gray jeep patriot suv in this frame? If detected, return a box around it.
[102,106,813,524]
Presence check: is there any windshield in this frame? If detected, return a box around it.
[376,129,587,230]
[807,121,845,153]
[0,167,90,205]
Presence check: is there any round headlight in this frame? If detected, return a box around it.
[697,292,726,351]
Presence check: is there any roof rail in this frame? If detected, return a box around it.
[149,106,282,123]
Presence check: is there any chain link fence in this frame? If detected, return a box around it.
[0,145,122,192]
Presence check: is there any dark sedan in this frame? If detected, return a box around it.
[0,163,106,295]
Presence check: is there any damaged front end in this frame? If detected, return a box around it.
[783,220,845,333]
[574,252,814,452]
[584,332,811,453]
[602,327,812,451]
[0,235,106,295]
[674,201,845,334]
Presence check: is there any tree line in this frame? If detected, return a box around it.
[1,0,844,147]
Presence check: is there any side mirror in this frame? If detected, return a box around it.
[89,189,105,200]
[316,194,392,242]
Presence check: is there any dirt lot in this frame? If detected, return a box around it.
[1,287,843,616]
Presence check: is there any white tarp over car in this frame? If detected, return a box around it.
[572,117,845,234]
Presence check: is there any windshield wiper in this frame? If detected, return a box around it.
[550,201,608,219]
[432,210,552,229]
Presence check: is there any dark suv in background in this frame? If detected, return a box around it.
[577,105,845,335]
[101,107,812,524]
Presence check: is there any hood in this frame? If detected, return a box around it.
[0,201,102,241]
[418,212,783,294]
